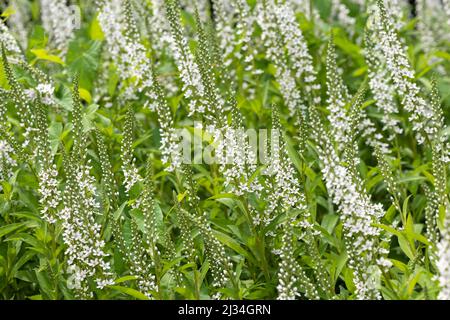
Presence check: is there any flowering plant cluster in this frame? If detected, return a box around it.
[0,0,449,300]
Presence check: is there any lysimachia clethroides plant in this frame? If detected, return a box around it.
[0,0,449,301]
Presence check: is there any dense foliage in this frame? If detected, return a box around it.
[0,0,449,300]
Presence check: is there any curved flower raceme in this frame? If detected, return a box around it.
[369,1,437,145]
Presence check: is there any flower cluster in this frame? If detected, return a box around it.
[374,145,402,206]
[70,77,87,161]
[370,1,436,145]
[97,0,154,102]
[0,138,17,189]
[125,160,160,299]
[193,213,234,299]
[349,86,391,155]
[52,80,113,297]
[0,20,22,55]
[444,0,450,25]
[288,0,320,21]
[6,0,30,50]
[429,80,449,202]
[213,0,261,99]
[437,206,450,300]
[213,106,262,198]
[38,165,61,224]
[232,0,259,74]
[151,73,181,171]
[415,0,450,73]
[274,2,318,100]
[33,89,60,226]
[427,81,450,294]
[126,218,157,299]
[95,129,118,210]
[260,108,311,232]
[40,0,77,56]
[0,90,17,187]
[310,83,389,299]
[179,0,211,20]
[0,88,7,119]
[144,0,172,53]
[1,45,59,173]
[176,205,196,261]
[211,0,236,68]
[121,107,142,194]
[385,0,410,30]
[194,11,226,125]
[325,38,351,149]
[423,185,440,245]
[165,0,205,116]
[331,0,355,34]
[319,138,386,299]
[1,46,39,151]
[276,225,319,300]
[257,0,320,116]
[60,158,114,298]
[1,42,63,228]
[364,30,403,142]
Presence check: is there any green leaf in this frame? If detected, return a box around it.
[66,40,102,89]
[30,49,64,65]
[89,15,105,40]
[398,235,415,260]
[0,222,28,238]
[35,270,56,299]
[78,87,92,104]
[177,191,187,202]
[1,6,16,17]
[113,202,127,221]
[391,259,408,273]
[6,233,44,254]
[434,51,450,61]
[28,25,47,49]
[373,223,402,238]
[207,193,238,200]
[162,257,184,277]
[114,275,138,284]
[0,57,9,89]
[285,135,303,173]
[109,285,149,300]
[212,230,257,265]
[10,251,36,279]
[343,268,356,294]
[321,214,339,234]
[407,270,423,296]
[401,195,412,225]
[49,121,63,155]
